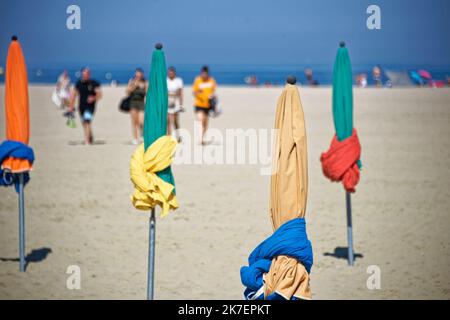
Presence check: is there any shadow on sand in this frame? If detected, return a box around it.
[68,140,106,146]
[0,247,52,271]
[323,246,363,261]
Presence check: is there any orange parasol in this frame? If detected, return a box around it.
[1,36,33,272]
[2,36,32,173]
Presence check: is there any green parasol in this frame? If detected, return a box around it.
[143,43,174,299]
[332,42,354,142]
[332,41,358,266]
[143,43,175,189]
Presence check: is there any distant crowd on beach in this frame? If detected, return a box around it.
[52,63,449,145]
[53,65,219,146]
[244,66,450,88]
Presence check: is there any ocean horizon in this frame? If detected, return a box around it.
[0,63,449,86]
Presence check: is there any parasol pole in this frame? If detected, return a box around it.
[147,208,156,300]
[18,172,26,272]
[345,191,354,266]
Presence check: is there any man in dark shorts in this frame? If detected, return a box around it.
[192,66,217,145]
[70,67,102,144]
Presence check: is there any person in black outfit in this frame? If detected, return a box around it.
[70,67,102,144]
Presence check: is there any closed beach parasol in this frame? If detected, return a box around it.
[320,42,362,266]
[241,76,313,300]
[385,70,414,87]
[129,43,178,299]
[0,36,35,272]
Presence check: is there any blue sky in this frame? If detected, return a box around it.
[0,0,449,68]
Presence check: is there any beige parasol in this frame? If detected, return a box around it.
[265,78,311,299]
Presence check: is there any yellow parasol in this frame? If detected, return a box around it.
[240,76,313,300]
[265,76,311,299]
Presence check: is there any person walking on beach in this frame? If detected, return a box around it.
[372,66,383,87]
[55,70,71,109]
[70,67,102,145]
[304,68,319,86]
[126,68,147,145]
[192,65,217,145]
[167,66,184,142]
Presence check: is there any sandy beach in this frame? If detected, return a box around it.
[0,85,449,299]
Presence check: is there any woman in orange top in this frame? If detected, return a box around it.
[192,65,216,145]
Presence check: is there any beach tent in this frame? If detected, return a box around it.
[0,36,35,272]
[385,70,414,87]
[320,42,361,266]
[240,76,313,300]
[129,43,178,299]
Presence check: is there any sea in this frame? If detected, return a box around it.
[0,63,449,86]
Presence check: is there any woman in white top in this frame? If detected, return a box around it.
[167,66,184,142]
[55,70,71,108]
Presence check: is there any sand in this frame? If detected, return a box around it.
[0,85,449,299]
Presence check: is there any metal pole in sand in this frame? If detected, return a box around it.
[346,191,354,266]
[147,208,156,299]
[18,172,26,272]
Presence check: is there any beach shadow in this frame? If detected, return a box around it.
[68,140,106,146]
[0,247,52,271]
[323,246,363,261]
[92,140,106,145]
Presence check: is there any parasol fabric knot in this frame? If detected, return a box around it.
[0,140,34,193]
[320,128,361,193]
[240,218,313,300]
[130,136,179,217]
